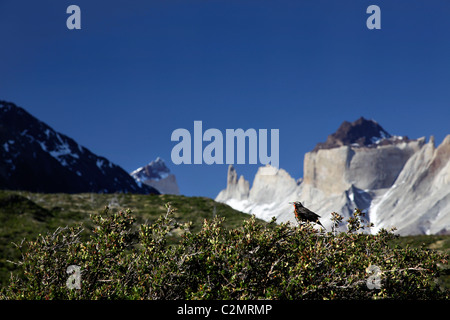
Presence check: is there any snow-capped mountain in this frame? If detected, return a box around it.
[216,117,450,235]
[130,157,180,195]
[0,100,159,194]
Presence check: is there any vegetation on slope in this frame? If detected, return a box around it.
[0,195,448,299]
[0,190,262,287]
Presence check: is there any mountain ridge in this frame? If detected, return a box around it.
[313,116,409,151]
[216,118,450,235]
[0,100,159,194]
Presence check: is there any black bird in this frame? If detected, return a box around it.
[290,201,325,230]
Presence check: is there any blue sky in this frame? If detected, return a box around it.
[1,0,450,198]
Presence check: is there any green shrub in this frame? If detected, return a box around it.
[1,205,448,300]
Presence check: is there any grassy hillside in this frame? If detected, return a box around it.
[0,190,263,287]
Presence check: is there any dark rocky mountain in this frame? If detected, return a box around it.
[313,117,408,151]
[0,100,159,194]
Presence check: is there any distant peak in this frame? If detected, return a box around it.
[313,117,408,151]
[130,157,171,182]
[150,157,165,165]
[129,157,180,195]
[148,157,169,171]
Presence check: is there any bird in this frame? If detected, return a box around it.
[290,201,326,230]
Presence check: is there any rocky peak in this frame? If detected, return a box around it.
[130,157,171,182]
[313,117,408,151]
[215,165,250,202]
[130,157,180,195]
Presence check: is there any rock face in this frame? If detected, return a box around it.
[216,165,249,201]
[216,117,450,235]
[216,165,299,222]
[370,135,450,235]
[130,157,180,195]
[303,138,424,196]
[0,101,159,194]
